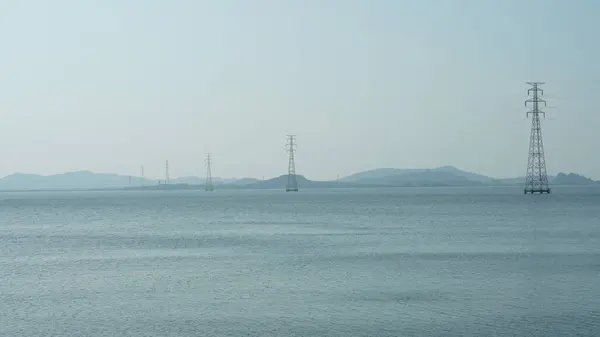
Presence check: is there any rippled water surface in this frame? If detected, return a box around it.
[1,187,599,336]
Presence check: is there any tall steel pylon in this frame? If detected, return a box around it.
[165,160,170,185]
[524,82,551,194]
[285,135,298,192]
[140,165,145,186]
[205,153,214,191]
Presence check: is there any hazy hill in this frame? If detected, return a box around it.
[245,175,355,189]
[0,171,254,191]
[354,170,482,187]
[340,168,420,182]
[2,169,596,191]
[433,166,498,184]
[552,173,597,185]
[0,171,153,191]
[228,178,260,186]
[341,166,497,184]
[342,166,495,186]
[340,166,592,187]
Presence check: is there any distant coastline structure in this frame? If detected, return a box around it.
[286,135,298,192]
[524,82,551,194]
[165,160,170,185]
[205,153,214,191]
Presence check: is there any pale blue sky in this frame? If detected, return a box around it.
[0,0,598,180]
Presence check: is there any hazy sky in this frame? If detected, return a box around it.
[0,0,598,180]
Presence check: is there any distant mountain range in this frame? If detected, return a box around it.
[552,172,597,185]
[340,166,497,184]
[243,175,355,189]
[341,167,596,187]
[0,167,597,191]
[0,171,259,191]
[341,166,495,187]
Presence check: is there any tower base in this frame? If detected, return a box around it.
[524,188,551,194]
[286,188,298,192]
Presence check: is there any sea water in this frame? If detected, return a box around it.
[1,187,599,336]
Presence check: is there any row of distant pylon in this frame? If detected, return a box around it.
[131,83,549,195]
[134,135,299,192]
[146,154,215,191]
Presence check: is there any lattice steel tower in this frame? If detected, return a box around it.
[205,153,214,191]
[285,135,298,192]
[524,82,551,194]
[165,160,170,185]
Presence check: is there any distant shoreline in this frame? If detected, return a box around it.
[1,168,596,192]
[3,183,599,194]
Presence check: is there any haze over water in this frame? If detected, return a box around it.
[1,187,599,336]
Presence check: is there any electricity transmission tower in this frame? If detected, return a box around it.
[140,165,145,186]
[165,160,170,185]
[205,153,214,191]
[524,82,551,194]
[285,135,298,192]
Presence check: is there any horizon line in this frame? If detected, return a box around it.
[0,167,584,182]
